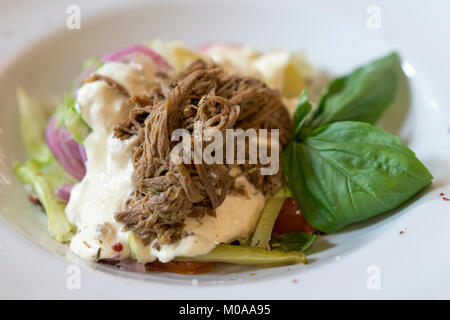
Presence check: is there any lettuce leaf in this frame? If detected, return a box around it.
[14,157,76,242]
[16,88,52,163]
[62,93,91,144]
[15,89,77,242]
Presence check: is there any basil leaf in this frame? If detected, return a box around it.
[292,90,312,141]
[282,121,432,233]
[306,52,401,131]
[271,232,317,253]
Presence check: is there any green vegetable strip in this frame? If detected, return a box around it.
[14,160,76,242]
[64,103,91,143]
[250,187,290,249]
[62,93,91,144]
[176,244,306,265]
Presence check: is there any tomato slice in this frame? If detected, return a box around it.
[146,260,215,274]
[272,198,316,235]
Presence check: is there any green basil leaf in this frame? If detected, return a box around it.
[271,232,317,253]
[292,90,312,141]
[306,52,401,131]
[282,121,432,233]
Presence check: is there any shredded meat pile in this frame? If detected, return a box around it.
[113,60,291,246]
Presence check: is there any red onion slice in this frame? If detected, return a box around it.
[55,183,74,203]
[101,45,171,70]
[45,116,86,181]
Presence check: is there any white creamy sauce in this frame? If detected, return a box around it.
[65,43,299,263]
[65,135,135,260]
[66,62,147,260]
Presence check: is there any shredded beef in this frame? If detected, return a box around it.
[113,60,291,246]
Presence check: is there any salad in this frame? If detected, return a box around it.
[14,40,432,274]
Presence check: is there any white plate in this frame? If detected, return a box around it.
[0,0,449,299]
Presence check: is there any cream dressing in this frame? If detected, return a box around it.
[66,62,147,260]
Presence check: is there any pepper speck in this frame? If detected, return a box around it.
[28,194,39,205]
[112,243,123,252]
